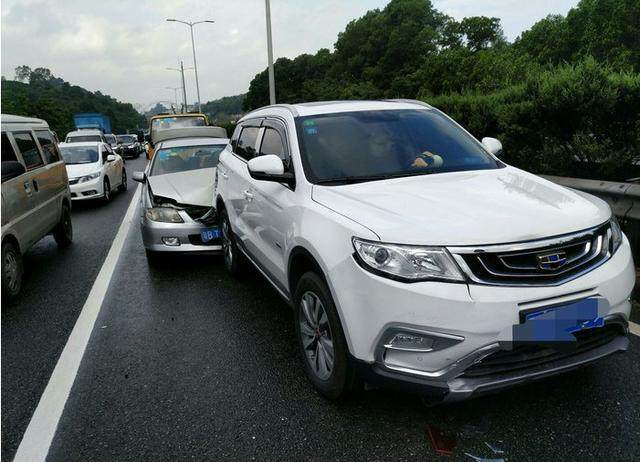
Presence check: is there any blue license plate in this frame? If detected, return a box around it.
[200,228,220,243]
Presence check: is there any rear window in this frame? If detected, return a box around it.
[66,135,102,143]
[150,144,226,176]
[1,133,18,163]
[151,116,206,132]
[35,130,61,164]
[13,132,44,170]
[60,146,99,164]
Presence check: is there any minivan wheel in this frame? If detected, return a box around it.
[294,272,359,400]
[103,178,111,203]
[2,241,23,299]
[220,208,246,277]
[53,203,73,248]
[118,168,127,192]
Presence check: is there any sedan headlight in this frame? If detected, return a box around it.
[352,237,465,282]
[146,207,184,223]
[78,172,100,183]
[610,214,623,254]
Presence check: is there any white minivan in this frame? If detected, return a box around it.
[1,114,73,298]
[215,100,634,402]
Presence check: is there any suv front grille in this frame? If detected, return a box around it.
[451,223,612,286]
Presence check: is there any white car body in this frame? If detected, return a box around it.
[215,100,634,402]
[64,129,106,144]
[59,142,126,201]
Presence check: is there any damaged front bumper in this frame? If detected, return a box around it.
[141,206,221,253]
[354,315,629,403]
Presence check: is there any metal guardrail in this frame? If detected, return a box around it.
[542,175,640,260]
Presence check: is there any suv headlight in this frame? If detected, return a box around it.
[352,237,465,282]
[610,214,623,254]
[146,207,184,223]
[78,172,100,183]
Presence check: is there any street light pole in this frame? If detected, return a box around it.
[166,62,193,113]
[166,86,180,108]
[166,19,215,113]
[265,0,276,105]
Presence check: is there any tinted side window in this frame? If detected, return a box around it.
[235,127,259,161]
[35,130,60,163]
[1,133,18,162]
[259,128,287,164]
[13,132,44,171]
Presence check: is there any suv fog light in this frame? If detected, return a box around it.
[385,333,435,352]
[162,237,180,246]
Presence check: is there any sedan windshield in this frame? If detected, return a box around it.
[105,135,117,145]
[117,135,136,144]
[296,109,502,184]
[150,144,225,176]
[60,146,99,164]
[66,135,102,143]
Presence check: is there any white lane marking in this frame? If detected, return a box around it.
[14,184,141,462]
[630,321,640,337]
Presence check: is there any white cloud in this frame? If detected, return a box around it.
[1,0,578,109]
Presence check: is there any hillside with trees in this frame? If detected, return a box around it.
[1,66,146,137]
[244,0,640,180]
[201,94,245,124]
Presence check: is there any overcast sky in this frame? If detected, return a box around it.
[1,0,578,110]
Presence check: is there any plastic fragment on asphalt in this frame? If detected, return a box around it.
[426,426,456,456]
[464,453,505,462]
[485,442,505,455]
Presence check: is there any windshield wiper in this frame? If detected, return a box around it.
[315,170,434,185]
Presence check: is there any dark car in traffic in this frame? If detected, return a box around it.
[116,134,142,159]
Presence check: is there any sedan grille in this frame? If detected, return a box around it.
[452,223,613,286]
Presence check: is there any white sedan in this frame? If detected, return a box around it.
[59,141,127,202]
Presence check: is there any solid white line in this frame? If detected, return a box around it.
[630,321,640,337]
[13,184,141,462]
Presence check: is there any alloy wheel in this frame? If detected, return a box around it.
[299,291,335,381]
[4,250,19,292]
[222,215,233,268]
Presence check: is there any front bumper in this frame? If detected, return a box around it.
[328,236,635,400]
[141,212,221,253]
[70,177,103,201]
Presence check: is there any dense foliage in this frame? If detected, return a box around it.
[1,66,146,137]
[244,0,640,180]
[201,94,245,124]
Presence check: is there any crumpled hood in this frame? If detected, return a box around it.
[148,168,216,207]
[311,166,610,246]
[65,162,101,179]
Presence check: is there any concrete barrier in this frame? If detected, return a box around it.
[542,175,640,260]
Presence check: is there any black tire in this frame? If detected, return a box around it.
[294,271,359,400]
[220,208,246,277]
[2,240,23,299]
[102,178,111,203]
[118,168,127,192]
[53,203,73,248]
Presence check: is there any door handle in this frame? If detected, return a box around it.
[243,190,254,201]
[23,181,33,196]
[220,171,229,179]
[32,179,39,192]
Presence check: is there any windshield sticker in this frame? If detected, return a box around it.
[305,126,318,135]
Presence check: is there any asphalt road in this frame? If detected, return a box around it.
[3,154,640,460]
[1,155,148,460]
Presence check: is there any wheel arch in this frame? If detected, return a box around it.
[2,233,21,254]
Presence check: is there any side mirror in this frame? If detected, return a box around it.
[1,161,26,182]
[482,137,503,157]
[247,155,294,186]
[132,171,146,183]
[107,154,116,162]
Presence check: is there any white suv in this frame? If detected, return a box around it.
[215,100,634,402]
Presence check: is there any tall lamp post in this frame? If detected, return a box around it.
[265,0,276,105]
[166,62,193,112]
[165,86,180,109]
[166,18,215,113]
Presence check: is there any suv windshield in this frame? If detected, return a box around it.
[152,116,206,132]
[150,144,225,176]
[296,109,502,184]
[117,135,136,143]
[105,135,117,145]
[67,135,102,143]
[60,146,99,164]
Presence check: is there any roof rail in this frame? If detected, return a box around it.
[382,99,432,108]
[245,104,299,118]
